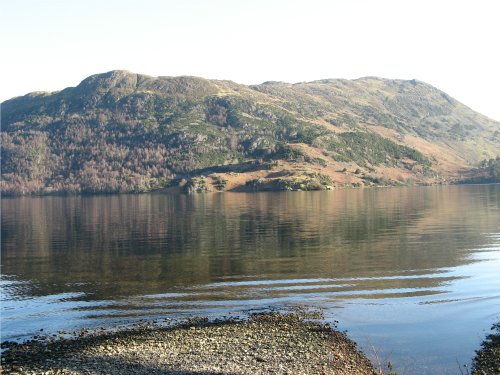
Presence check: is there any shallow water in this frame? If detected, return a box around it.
[1,185,499,374]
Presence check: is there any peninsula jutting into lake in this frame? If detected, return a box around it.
[1,70,499,196]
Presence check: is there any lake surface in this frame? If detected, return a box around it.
[1,185,499,374]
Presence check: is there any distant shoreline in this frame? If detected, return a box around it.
[1,180,499,198]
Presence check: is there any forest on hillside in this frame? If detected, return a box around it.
[1,71,498,195]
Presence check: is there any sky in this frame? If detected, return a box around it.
[1,0,499,121]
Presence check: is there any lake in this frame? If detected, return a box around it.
[1,185,499,374]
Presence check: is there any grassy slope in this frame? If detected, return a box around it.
[1,70,499,195]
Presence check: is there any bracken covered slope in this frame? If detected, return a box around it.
[1,70,499,195]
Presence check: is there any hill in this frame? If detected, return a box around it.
[1,70,499,195]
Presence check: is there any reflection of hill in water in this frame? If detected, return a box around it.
[1,185,499,301]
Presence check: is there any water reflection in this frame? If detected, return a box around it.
[1,185,500,374]
[2,186,498,300]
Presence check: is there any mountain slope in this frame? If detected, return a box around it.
[1,70,498,195]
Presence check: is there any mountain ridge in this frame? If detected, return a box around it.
[1,70,499,195]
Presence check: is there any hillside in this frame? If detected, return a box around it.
[1,70,499,195]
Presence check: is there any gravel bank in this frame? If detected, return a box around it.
[1,313,375,375]
[472,322,500,375]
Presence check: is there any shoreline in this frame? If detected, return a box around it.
[472,322,500,375]
[1,312,375,375]
[2,180,498,199]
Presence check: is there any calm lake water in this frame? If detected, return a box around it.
[1,185,499,374]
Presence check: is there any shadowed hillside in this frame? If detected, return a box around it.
[1,70,499,195]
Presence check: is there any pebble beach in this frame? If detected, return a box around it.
[1,313,375,375]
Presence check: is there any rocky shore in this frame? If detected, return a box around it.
[472,322,500,375]
[1,313,375,375]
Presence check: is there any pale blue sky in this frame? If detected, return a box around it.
[1,0,499,121]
